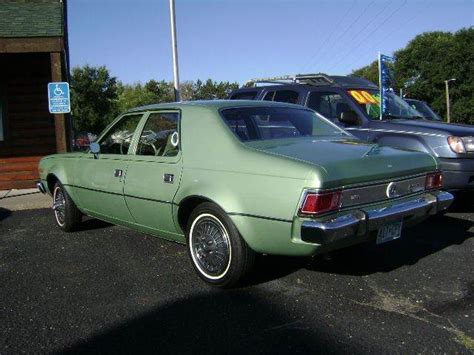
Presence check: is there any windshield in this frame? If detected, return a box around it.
[220,107,349,142]
[348,89,423,120]
[406,100,442,121]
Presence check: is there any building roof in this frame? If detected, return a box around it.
[0,0,63,38]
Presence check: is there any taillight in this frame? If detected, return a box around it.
[425,172,443,190]
[300,191,342,216]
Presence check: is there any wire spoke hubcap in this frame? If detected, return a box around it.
[53,187,66,225]
[191,215,231,278]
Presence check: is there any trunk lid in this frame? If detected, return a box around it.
[246,137,438,188]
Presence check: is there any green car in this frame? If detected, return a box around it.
[38,100,453,287]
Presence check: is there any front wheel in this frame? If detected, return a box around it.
[186,202,255,288]
[52,182,82,232]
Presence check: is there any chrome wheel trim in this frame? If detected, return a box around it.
[189,213,232,280]
[52,186,66,227]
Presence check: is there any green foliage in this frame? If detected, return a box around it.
[192,79,239,100]
[351,28,474,124]
[116,80,174,113]
[351,60,378,86]
[70,65,119,133]
[71,65,240,134]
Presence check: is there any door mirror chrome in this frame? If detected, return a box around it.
[90,142,100,158]
[339,110,360,126]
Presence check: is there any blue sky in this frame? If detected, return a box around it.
[68,0,473,85]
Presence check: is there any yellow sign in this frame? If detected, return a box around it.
[348,90,379,104]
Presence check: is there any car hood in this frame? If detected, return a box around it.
[246,138,438,188]
[379,119,474,137]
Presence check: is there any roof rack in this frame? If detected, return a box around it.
[245,73,337,87]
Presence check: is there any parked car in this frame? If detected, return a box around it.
[38,101,453,287]
[230,74,474,192]
[404,98,443,121]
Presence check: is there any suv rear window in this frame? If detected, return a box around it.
[263,90,299,104]
[230,91,258,100]
[221,106,347,142]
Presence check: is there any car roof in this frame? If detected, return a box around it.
[235,75,378,91]
[125,99,308,113]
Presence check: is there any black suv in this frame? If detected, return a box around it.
[230,74,474,192]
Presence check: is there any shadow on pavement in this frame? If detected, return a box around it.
[307,215,473,276]
[61,291,347,354]
[0,207,12,222]
[76,216,112,232]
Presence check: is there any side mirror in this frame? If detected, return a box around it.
[339,110,360,126]
[90,142,100,159]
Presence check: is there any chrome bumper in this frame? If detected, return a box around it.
[301,191,453,245]
[36,181,47,194]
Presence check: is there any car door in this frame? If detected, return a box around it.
[124,111,183,240]
[306,90,370,141]
[75,113,143,223]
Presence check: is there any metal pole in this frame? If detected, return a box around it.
[445,80,450,123]
[169,0,180,102]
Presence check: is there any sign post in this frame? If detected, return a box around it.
[48,82,71,114]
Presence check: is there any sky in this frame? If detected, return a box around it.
[68,0,474,85]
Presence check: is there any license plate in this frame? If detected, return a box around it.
[376,220,403,244]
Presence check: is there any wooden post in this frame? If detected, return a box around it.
[50,52,67,153]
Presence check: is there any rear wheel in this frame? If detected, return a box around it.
[186,202,255,288]
[52,182,82,232]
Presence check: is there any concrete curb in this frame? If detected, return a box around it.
[0,188,51,211]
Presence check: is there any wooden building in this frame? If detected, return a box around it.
[0,0,70,190]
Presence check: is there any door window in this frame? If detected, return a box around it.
[136,112,179,157]
[307,92,350,120]
[98,114,143,154]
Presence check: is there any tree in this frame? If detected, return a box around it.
[71,65,120,133]
[351,28,474,124]
[192,79,239,100]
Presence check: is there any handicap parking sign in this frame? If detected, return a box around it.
[48,82,71,114]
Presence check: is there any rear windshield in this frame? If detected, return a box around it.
[220,107,349,142]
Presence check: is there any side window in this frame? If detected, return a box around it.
[263,91,275,101]
[136,112,179,157]
[263,90,299,104]
[307,92,348,120]
[230,91,258,100]
[99,114,143,154]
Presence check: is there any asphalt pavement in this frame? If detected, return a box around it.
[0,206,473,354]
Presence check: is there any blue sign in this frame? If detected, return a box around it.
[378,53,395,119]
[48,82,70,114]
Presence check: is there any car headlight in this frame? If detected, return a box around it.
[447,136,466,154]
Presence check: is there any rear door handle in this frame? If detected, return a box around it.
[114,169,123,178]
[164,173,174,184]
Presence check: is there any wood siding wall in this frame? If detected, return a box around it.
[0,53,57,190]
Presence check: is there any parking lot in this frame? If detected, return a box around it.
[0,206,473,354]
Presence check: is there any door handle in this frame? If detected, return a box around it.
[164,173,174,184]
[114,169,123,178]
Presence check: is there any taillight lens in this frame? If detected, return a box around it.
[300,191,342,215]
[425,172,443,190]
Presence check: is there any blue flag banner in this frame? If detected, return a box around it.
[378,53,395,119]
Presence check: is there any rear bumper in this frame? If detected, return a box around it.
[439,158,474,190]
[301,191,453,246]
[36,181,47,194]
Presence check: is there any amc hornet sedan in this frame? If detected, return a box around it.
[38,101,453,287]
